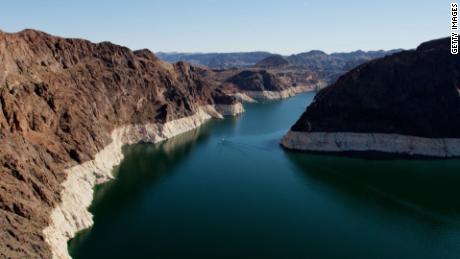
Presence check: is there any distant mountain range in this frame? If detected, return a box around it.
[278,49,404,83]
[156,52,273,69]
[157,49,403,84]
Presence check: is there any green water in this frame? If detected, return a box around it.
[69,92,460,259]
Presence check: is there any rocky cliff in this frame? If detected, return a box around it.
[0,29,243,258]
[254,55,289,68]
[191,67,323,102]
[282,37,460,157]
[227,70,287,92]
[225,69,322,100]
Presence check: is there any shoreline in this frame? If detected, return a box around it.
[43,87,307,259]
[42,104,238,259]
[281,131,460,158]
[242,85,316,100]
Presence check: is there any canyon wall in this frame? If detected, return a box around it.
[0,29,242,258]
[282,37,460,157]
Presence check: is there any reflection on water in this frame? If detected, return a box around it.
[68,124,213,255]
[286,153,460,224]
[96,123,213,215]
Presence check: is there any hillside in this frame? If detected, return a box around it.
[282,37,460,157]
[0,29,243,258]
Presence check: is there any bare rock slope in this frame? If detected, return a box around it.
[0,29,242,258]
[225,69,321,100]
[282,37,460,157]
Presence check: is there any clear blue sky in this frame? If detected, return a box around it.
[0,0,448,54]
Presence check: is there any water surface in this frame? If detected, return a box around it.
[69,92,460,259]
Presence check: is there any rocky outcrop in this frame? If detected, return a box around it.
[0,29,243,258]
[227,70,287,92]
[225,70,323,100]
[254,55,289,68]
[282,37,460,157]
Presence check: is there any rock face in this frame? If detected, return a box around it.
[227,70,287,92]
[225,70,322,100]
[254,55,289,68]
[0,29,243,258]
[282,37,460,157]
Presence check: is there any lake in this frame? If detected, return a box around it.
[69,92,460,259]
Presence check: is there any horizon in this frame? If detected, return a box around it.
[1,27,432,56]
[0,0,447,55]
[154,47,407,55]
